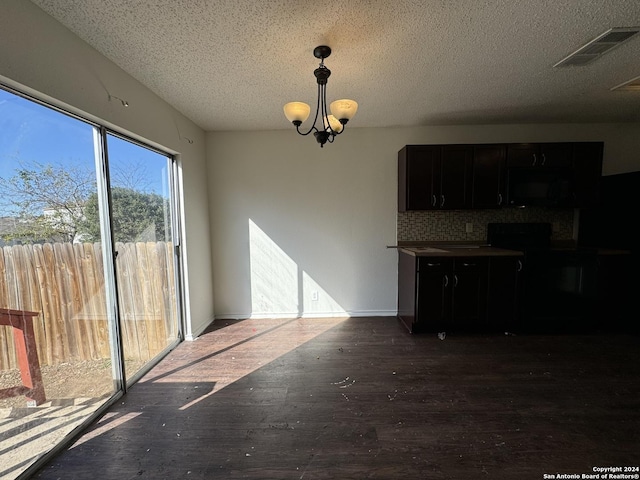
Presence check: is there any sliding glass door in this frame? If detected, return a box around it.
[0,85,182,478]
[105,133,180,382]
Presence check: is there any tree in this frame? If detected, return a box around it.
[0,160,94,243]
[80,187,169,243]
[0,160,169,245]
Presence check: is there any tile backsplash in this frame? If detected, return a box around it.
[397,208,574,242]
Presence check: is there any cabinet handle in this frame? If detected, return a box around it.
[541,153,546,166]
[517,259,523,272]
[427,262,441,267]
[498,193,503,205]
[443,274,449,287]
[454,274,458,287]
[440,195,445,207]
[532,154,537,166]
[462,262,476,267]
[432,194,437,207]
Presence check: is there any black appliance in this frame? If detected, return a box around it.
[488,222,598,332]
[578,172,638,331]
[506,168,574,207]
[579,171,640,252]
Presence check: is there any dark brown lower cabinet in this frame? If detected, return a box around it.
[414,258,452,332]
[487,256,522,332]
[398,253,522,334]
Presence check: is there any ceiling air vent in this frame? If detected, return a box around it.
[611,74,640,91]
[554,27,640,67]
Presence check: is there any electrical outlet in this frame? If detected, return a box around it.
[312,291,319,301]
[465,223,473,233]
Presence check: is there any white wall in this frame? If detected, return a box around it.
[0,0,214,338]
[208,123,640,319]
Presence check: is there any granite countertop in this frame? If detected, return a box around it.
[395,245,524,257]
[389,241,630,257]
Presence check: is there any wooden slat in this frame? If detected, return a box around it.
[22,244,46,366]
[91,243,110,358]
[33,244,55,366]
[72,242,97,360]
[134,242,153,361]
[43,243,68,364]
[52,243,78,360]
[116,242,146,363]
[0,247,18,369]
[138,242,165,357]
[159,241,177,342]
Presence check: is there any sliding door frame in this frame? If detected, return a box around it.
[1,81,186,479]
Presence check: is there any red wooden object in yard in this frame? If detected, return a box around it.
[0,308,46,406]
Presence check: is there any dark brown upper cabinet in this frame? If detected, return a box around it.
[472,145,506,208]
[398,145,439,211]
[506,143,573,168]
[399,142,603,211]
[398,145,472,211]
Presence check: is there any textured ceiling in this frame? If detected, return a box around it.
[30,0,640,131]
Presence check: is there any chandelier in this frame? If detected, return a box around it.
[283,46,358,147]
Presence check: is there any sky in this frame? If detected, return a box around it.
[0,87,171,216]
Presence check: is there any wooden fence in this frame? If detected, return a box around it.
[0,242,177,370]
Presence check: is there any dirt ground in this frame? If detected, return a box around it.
[0,359,142,409]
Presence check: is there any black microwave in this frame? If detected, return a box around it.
[506,168,574,207]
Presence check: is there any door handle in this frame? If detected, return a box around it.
[517,259,523,272]
[443,274,449,287]
[498,193,503,205]
[427,263,441,267]
[462,262,476,267]
[454,274,458,287]
[440,195,445,207]
[541,153,546,166]
[532,154,537,166]
[432,194,437,207]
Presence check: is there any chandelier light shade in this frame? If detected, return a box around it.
[283,102,311,124]
[283,45,357,147]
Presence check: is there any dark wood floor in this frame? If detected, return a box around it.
[34,317,640,479]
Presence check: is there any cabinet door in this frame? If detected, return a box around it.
[416,258,452,332]
[487,256,522,331]
[451,258,488,329]
[439,145,472,209]
[397,251,417,333]
[539,143,573,168]
[506,144,538,167]
[572,142,603,208]
[507,143,572,168]
[399,146,441,211]
[472,145,506,208]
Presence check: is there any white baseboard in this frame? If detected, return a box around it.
[184,317,215,341]
[213,310,397,320]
